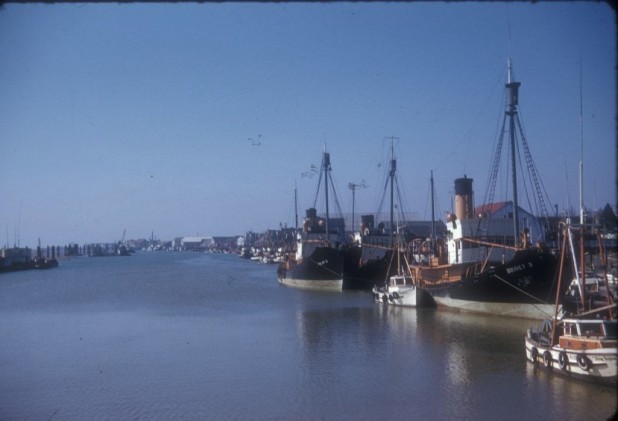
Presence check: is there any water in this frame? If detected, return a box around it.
[0,252,615,420]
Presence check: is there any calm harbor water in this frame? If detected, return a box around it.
[0,252,615,420]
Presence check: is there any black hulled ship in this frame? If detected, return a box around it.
[343,141,414,290]
[411,60,562,319]
[277,150,345,290]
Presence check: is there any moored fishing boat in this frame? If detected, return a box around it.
[525,314,617,385]
[412,60,561,319]
[411,177,560,319]
[525,222,617,385]
[343,139,416,290]
[277,149,345,290]
[372,231,433,307]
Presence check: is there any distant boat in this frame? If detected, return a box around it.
[277,149,345,290]
[0,246,34,273]
[412,60,561,320]
[525,222,617,385]
[33,247,59,269]
[116,244,131,256]
[1,241,58,272]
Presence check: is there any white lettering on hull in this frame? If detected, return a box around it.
[506,262,533,275]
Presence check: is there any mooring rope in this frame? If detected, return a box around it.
[492,273,554,318]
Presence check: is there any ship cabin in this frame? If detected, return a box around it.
[296,208,345,260]
[444,176,545,266]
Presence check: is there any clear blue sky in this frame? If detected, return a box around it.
[0,2,615,247]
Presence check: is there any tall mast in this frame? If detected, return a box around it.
[430,170,436,249]
[389,140,396,245]
[579,58,585,225]
[351,185,356,233]
[294,180,298,231]
[506,58,521,246]
[323,147,330,238]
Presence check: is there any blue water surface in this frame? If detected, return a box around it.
[0,252,615,420]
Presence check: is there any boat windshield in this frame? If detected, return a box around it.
[577,321,606,338]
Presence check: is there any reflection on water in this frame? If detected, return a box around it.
[0,252,616,420]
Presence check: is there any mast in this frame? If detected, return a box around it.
[388,139,397,245]
[579,58,585,225]
[294,181,298,231]
[430,170,436,249]
[580,224,587,311]
[323,148,330,239]
[506,58,521,246]
[351,184,356,233]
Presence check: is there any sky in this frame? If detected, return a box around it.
[0,2,615,247]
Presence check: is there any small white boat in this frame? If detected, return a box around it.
[372,273,421,307]
[525,314,617,385]
[371,231,432,308]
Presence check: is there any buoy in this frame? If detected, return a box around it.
[576,354,591,371]
[558,352,568,370]
[543,351,552,368]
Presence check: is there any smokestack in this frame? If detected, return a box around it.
[454,176,474,220]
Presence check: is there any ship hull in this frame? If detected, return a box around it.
[342,245,395,290]
[418,248,561,319]
[277,246,343,291]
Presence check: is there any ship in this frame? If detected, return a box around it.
[343,139,417,290]
[525,222,617,385]
[411,60,562,319]
[371,226,434,308]
[33,239,59,269]
[277,149,346,290]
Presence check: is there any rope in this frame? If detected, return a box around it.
[308,258,343,278]
[491,273,554,318]
[492,274,548,304]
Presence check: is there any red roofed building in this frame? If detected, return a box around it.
[473,200,544,243]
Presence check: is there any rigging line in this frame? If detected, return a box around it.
[312,155,325,209]
[477,105,507,237]
[328,170,344,220]
[483,91,508,208]
[374,165,389,219]
[397,172,412,221]
[519,135,543,225]
[375,160,391,222]
[382,242,398,284]
[515,109,551,220]
[309,258,343,278]
[395,176,408,223]
[512,130,529,212]
[433,180,444,225]
[492,274,554,311]
[564,160,573,216]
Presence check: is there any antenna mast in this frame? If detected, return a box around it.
[579,57,585,224]
[294,180,298,231]
[431,170,436,250]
